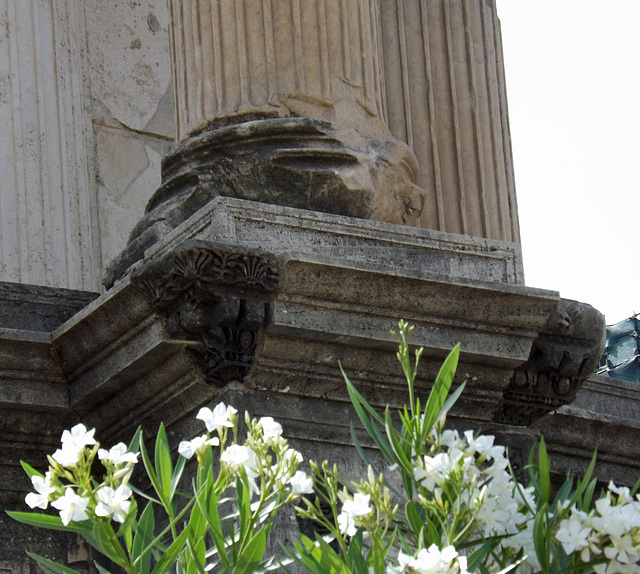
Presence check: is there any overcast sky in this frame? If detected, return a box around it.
[496,1,640,325]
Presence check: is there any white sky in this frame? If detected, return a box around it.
[496,1,640,325]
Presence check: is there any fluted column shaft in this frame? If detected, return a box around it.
[381,0,520,243]
[168,0,389,142]
[0,0,94,289]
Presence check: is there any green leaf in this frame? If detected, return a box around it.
[422,345,460,435]
[138,430,165,507]
[26,552,83,574]
[93,561,113,574]
[533,504,551,574]
[7,511,94,536]
[132,502,155,574]
[405,501,424,540]
[151,528,190,574]
[91,522,130,570]
[235,528,267,574]
[20,460,45,479]
[301,534,350,574]
[538,437,551,504]
[155,423,173,502]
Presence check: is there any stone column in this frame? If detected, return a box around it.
[0,0,95,290]
[381,0,521,243]
[104,0,426,285]
[168,0,389,142]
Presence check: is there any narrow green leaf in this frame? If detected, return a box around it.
[235,529,267,574]
[533,505,551,574]
[155,423,173,502]
[91,522,130,569]
[151,528,190,574]
[138,430,165,507]
[20,460,45,479]
[422,345,459,434]
[26,552,83,574]
[7,511,94,537]
[538,437,551,504]
[93,561,113,574]
[405,501,424,540]
[132,502,155,574]
[342,365,385,425]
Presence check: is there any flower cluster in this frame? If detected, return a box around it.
[555,482,640,573]
[413,427,538,568]
[25,423,138,526]
[390,545,468,574]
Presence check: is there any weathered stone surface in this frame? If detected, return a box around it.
[168,0,389,143]
[107,196,524,289]
[132,240,280,387]
[0,282,98,332]
[381,0,520,243]
[104,118,425,285]
[495,299,607,426]
[0,0,95,290]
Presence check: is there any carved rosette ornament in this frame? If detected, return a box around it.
[132,241,279,387]
[494,299,606,427]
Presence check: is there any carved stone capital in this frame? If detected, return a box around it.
[494,299,606,426]
[131,241,279,387]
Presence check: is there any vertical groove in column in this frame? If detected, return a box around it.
[420,0,445,230]
[494,9,520,243]
[339,0,351,81]
[463,1,490,238]
[211,0,224,114]
[396,0,413,149]
[235,0,250,108]
[316,0,330,100]
[192,0,205,121]
[291,0,305,95]
[357,0,368,108]
[444,0,468,235]
[371,0,386,124]
[180,1,194,131]
[262,0,277,101]
[481,0,508,241]
[168,2,181,144]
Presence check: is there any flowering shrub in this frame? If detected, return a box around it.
[8,403,311,573]
[7,321,640,573]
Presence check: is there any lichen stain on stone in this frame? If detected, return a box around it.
[130,38,142,49]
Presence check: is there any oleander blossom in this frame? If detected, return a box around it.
[95,485,133,524]
[178,434,220,459]
[25,472,55,510]
[288,470,313,495]
[392,545,467,574]
[98,442,139,466]
[52,423,97,468]
[197,403,237,433]
[337,492,372,536]
[259,416,283,442]
[51,488,90,525]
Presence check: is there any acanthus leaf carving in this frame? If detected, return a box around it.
[132,240,279,387]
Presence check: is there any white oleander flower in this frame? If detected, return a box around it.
[259,416,283,442]
[98,442,139,465]
[52,423,97,467]
[25,472,55,509]
[400,544,465,574]
[220,444,257,475]
[178,434,219,459]
[51,488,90,525]
[555,516,592,555]
[95,485,133,524]
[197,403,236,432]
[288,470,313,495]
[337,492,372,536]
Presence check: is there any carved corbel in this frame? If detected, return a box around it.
[131,240,279,387]
[494,299,606,426]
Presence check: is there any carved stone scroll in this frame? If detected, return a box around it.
[494,299,606,426]
[131,240,279,387]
